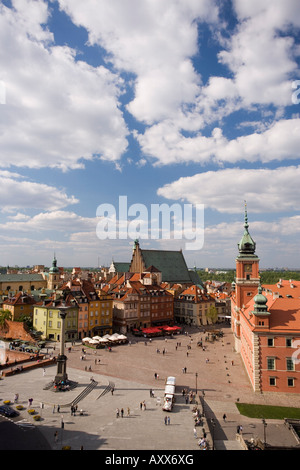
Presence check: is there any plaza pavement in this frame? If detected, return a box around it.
[0,324,299,451]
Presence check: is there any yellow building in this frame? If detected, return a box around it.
[33,294,78,342]
[89,290,113,337]
[2,292,36,321]
[62,279,113,339]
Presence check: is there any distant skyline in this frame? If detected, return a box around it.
[0,1,300,269]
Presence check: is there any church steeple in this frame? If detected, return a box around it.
[49,254,59,273]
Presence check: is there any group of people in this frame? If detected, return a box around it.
[116,407,130,418]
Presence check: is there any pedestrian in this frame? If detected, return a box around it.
[164,416,167,425]
[140,402,143,411]
[167,416,170,425]
[43,368,46,376]
[127,407,130,416]
[57,404,60,413]
[14,393,19,403]
[223,413,227,422]
[194,428,197,438]
[111,387,114,395]
[121,408,124,418]
[54,431,58,444]
[116,408,119,418]
[150,388,153,397]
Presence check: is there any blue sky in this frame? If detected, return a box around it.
[0,0,300,270]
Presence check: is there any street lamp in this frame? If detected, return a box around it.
[262,418,267,446]
[211,418,216,450]
[195,372,198,394]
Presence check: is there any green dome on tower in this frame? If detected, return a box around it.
[49,255,59,274]
[238,203,256,256]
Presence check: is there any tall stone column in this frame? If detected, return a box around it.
[55,306,69,384]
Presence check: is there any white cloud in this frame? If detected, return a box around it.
[57,0,219,124]
[0,171,78,212]
[158,165,300,214]
[2,210,96,233]
[136,118,300,166]
[0,0,129,170]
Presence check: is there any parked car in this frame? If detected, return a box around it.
[0,405,19,418]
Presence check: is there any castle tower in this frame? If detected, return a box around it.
[235,203,260,309]
[232,204,260,350]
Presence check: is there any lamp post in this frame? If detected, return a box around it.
[54,305,69,385]
[210,418,216,450]
[262,418,267,446]
[195,372,198,394]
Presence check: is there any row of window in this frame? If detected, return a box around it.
[34,319,76,328]
[267,357,296,371]
[269,377,296,388]
[267,338,294,347]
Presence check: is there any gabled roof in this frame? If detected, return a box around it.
[139,249,201,284]
[3,292,36,306]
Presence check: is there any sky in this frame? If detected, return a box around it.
[0,0,300,270]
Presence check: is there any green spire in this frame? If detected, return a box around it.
[237,202,256,256]
[49,254,59,273]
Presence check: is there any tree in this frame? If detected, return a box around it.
[206,305,218,324]
[0,309,12,328]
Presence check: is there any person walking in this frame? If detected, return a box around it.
[121,408,124,418]
[223,413,227,422]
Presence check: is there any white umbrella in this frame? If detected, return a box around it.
[109,335,118,341]
[118,335,127,340]
[89,339,99,344]
[98,338,109,343]
[82,337,91,342]
[92,336,102,340]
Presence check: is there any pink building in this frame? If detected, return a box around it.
[231,208,300,393]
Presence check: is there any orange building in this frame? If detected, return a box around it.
[2,292,36,321]
[231,207,300,393]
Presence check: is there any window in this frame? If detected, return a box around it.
[267,338,274,347]
[286,338,292,347]
[48,321,52,327]
[269,377,276,386]
[287,377,294,387]
[286,358,294,371]
[267,357,275,370]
